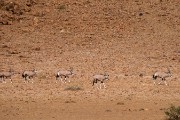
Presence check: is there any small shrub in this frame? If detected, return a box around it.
[64,85,83,91]
[165,105,180,120]
[57,4,66,11]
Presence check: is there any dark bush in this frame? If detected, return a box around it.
[165,105,180,120]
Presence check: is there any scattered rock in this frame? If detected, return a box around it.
[139,13,143,16]
[139,73,144,77]
[139,108,149,111]
[139,108,144,111]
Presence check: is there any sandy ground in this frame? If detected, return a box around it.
[0,0,180,120]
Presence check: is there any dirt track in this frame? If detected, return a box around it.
[0,0,180,120]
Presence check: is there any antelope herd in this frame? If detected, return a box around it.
[0,67,173,88]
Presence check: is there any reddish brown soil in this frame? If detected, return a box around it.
[0,0,180,120]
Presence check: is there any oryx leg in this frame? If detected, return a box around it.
[56,76,60,83]
[163,78,168,86]
[64,76,67,83]
[56,75,63,83]
[96,82,99,89]
[30,77,34,83]
[2,77,6,83]
[102,82,106,88]
[99,82,102,89]
[164,81,168,86]
[10,78,12,83]
[153,80,156,85]
[158,78,163,85]
[24,76,29,83]
[60,76,64,83]
[68,76,70,83]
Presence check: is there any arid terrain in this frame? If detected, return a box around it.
[0,0,180,120]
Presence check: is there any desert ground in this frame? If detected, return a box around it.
[0,0,180,120]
